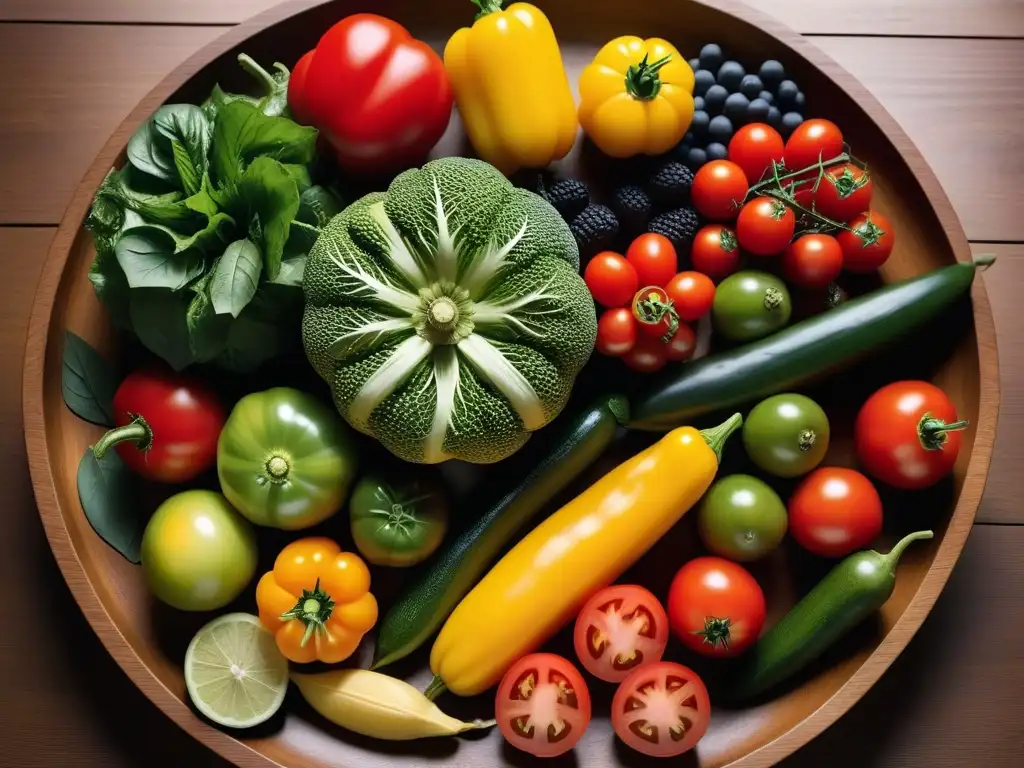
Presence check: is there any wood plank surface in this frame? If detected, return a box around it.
[2,0,1023,38]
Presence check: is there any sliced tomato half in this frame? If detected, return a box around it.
[611,662,711,758]
[573,584,669,682]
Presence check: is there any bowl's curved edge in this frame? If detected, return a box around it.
[21,1,1000,767]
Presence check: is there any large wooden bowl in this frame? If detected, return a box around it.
[23,1,999,766]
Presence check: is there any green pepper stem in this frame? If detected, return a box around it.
[470,0,505,19]
[423,675,447,701]
[700,413,743,463]
[625,54,673,101]
[280,578,336,647]
[881,530,934,572]
[91,415,153,459]
[973,253,996,269]
[237,53,281,95]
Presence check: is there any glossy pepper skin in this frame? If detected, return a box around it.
[579,36,696,159]
[256,538,378,664]
[444,1,578,174]
[426,414,742,698]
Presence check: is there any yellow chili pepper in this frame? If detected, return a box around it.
[578,36,696,159]
[425,414,743,699]
[444,1,578,174]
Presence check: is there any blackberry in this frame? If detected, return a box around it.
[648,207,700,251]
[538,177,590,222]
[613,185,654,234]
[571,204,620,259]
[646,162,694,206]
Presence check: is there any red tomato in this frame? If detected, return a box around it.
[837,211,895,272]
[728,123,785,184]
[626,234,678,287]
[96,368,225,484]
[788,467,883,558]
[596,308,637,357]
[783,118,844,172]
[573,585,669,683]
[298,14,453,173]
[736,196,796,256]
[811,163,873,222]
[665,271,716,321]
[631,286,675,339]
[585,252,639,308]
[691,224,741,279]
[496,654,591,758]
[692,160,750,222]
[287,50,316,125]
[855,381,966,490]
[665,323,697,362]
[782,234,844,288]
[611,662,711,757]
[667,557,766,657]
[622,336,669,373]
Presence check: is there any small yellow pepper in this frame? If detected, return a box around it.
[444,1,578,174]
[579,36,696,159]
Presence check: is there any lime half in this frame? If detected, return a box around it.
[184,613,289,728]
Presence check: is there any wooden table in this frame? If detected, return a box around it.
[1,2,1022,766]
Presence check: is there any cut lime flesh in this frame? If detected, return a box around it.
[184,613,289,729]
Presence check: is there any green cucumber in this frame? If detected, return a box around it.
[725,531,933,702]
[630,256,992,431]
[372,394,628,670]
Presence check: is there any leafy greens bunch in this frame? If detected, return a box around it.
[86,54,343,373]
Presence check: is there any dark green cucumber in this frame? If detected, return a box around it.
[372,394,628,670]
[726,531,933,702]
[630,257,992,431]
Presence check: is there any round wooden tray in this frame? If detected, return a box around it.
[23,1,999,766]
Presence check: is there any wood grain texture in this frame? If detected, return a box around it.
[3,0,1023,37]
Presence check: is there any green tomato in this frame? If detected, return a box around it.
[350,471,449,567]
[743,393,830,478]
[698,475,787,562]
[218,387,358,530]
[141,490,257,611]
[712,270,792,342]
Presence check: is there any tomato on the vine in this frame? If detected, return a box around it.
[667,557,766,657]
[837,211,895,272]
[692,160,750,222]
[584,252,639,308]
[626,234,678,287]
[690,224,740,279]
[622,336,669,373]
[632,286,676,339]
[788,467,883,558]
[728,123,785,184]
[855,381,967,490]
[573,585,669,683]
[664,322,697,361]
[782,234,844,288]
[496,653,591,758]
[736,196,796,256]
[783,118,844,172]
[611,662,711,758]
[665,271,716,321]
[812,163,873,222]
[596,308,637,357]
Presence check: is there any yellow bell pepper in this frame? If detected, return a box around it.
[425,414,742,699]
[444,1,578,174]
[578,36,696,159]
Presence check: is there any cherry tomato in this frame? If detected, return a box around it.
[783,118,844,172]
[782,234,844,289]
[496,653,591,758]
[811,163,873,222]
[728,123,785,184]
[584,252,639,308]
[692,160,750,222]
[855,381,967,490]
[596,308,637,357]
[632,286,676,339]
[837,211,895,272]
[665,271,716,321]
[626,234,678,287]
[667,557,766,657]
[736,196,796,256]
[788,467,883,558]
[611,662,710,758]
[92,367,225,483]
[665,323,697,362]
[690,224,741,279]
[573,585,669,683]
[622,336,669,373]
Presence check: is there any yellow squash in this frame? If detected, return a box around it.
[578,36,696,159]
[426,414,743,698]
[444,1,578,174]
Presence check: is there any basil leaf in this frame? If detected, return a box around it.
[211,100,317,186]
[177,211,235,255]
[61,332,117,427]
[273,255,306,287]
[297,185,343,228]
[233,157,300,279]
[211,239,262,318]
[152,104,211,187]
[115,226,203,289]
[172,140,201,196]
[77,448,143,563]
[129,288,196,371]
[236,54,292,118]
[184,174,220,217]
[126,118,176,184]
[201,83,260,123]
[282,163,312,193]
[285,219,320,256]
[214,282,302,373]
[88,238,132,330]
[186,271,231,362]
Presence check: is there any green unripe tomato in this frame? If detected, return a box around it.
[217,387,358,530]
[743,393,830,478]
[712,270,792,342]
[141,490,257,611]
[350,471,449,567]
[698,475,788,562]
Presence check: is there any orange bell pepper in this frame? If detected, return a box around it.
[256,537,378,664]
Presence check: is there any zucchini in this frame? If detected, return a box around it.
[629,257,991,431]
[372,395,628,670]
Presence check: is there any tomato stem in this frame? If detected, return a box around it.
[798,429,816,452]
[632,288,680,342]
[918,414,969,451]
[280,578,336,647]
[763,287,784,311]
[625,53,673,101]
[694,616,732,650]
[91,414,153,459]
[699,413,743,463]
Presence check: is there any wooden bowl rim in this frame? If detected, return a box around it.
[21,1,1000,766]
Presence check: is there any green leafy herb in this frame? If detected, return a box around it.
[77,448,144,563]
[115,226,203,289]
[298,185,344,228]
[61,332,118,427]
[127,120,176,183]
[211,100,317,186]
[233,157,300,278]
[211,239,262,317]
[186,272,231,362]
[172,141,202,195]
[130,289,195,371]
